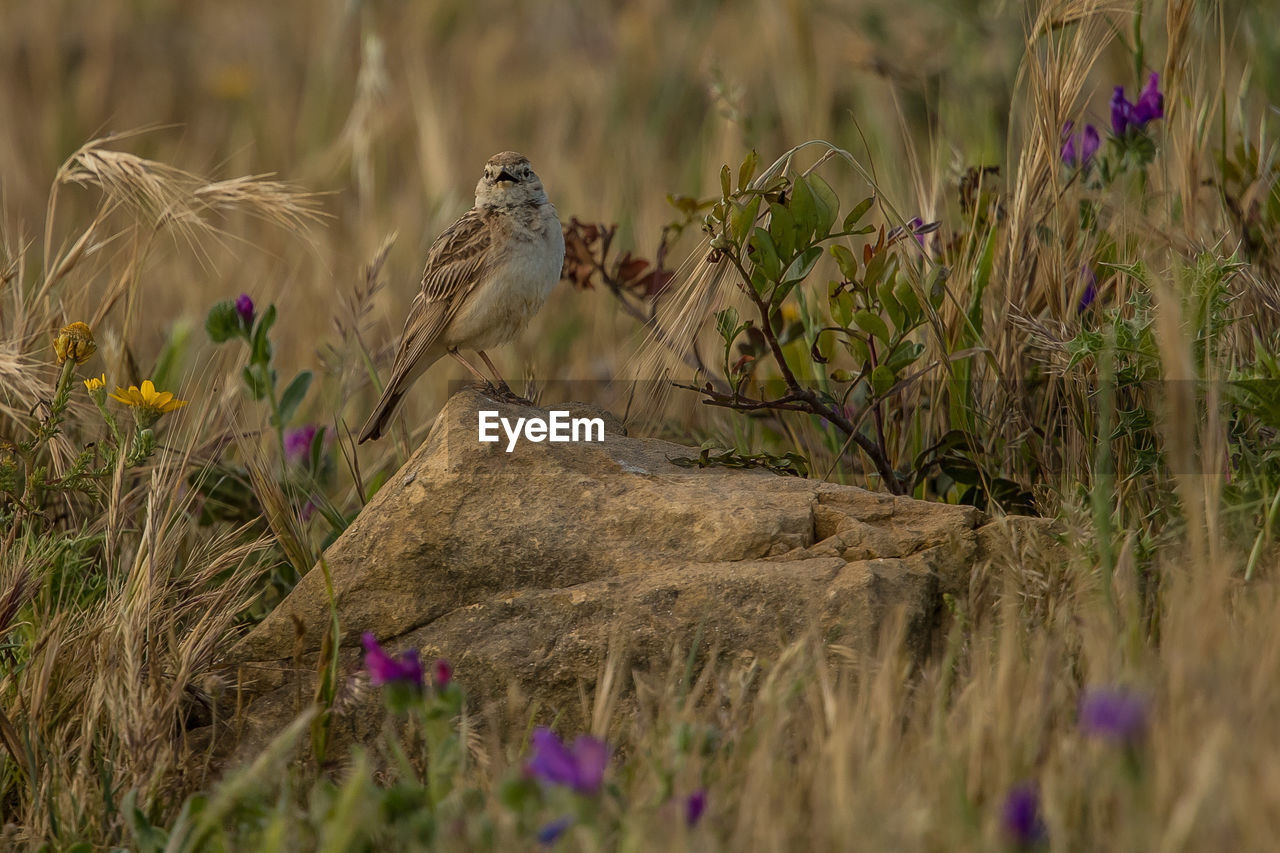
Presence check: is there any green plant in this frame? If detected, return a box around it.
[674,145,945,495]
[206,294,313,462]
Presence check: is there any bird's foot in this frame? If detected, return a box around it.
[461,379,498,395]
[466,379,529,404]
[493,382,535,406]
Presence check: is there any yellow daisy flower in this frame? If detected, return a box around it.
[84,374,107,393]
[110,380,188,427]
[53,322,96,365]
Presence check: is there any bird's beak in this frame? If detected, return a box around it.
[495,169,518,184]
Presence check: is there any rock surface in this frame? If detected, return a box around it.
[218,390,1056,760]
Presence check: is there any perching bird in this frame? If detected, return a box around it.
[358,151,565,443]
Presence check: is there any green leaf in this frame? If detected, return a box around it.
[672,444,809,477]
[715,307,740,342]
[773,281,798,307]
[242,363,271,400]
[730,195,762,244]
[854,310,890,344]
[715,307,752,371]
[737,150,759,191]
[828,280,854,327]
[886,341,924,372]
[941,457,983,485]
[152,321,191,392]
[966,228,996,341]
[782,246,823,286]
[205,300,240,343]
[256,301,277,336]
[767,203,796,263]
[788,177,819,246]
[720,164,732,200]
[864,251,888,292]
[275,370,313,427]
[877,278,904,332]
[830,244,859,281]
[250,303,277,366]
[666,194,707,216]
[848,333,872,365]
[807,174,840,238]
[750,227,781,282]
[810,336,828,364]
[309,425,328,471]
[122,789,170,852]
[927,265,949,309]
[750,267,771,297]
[843,196,876,231]
[895,280,923,324]
[870,364,896,395]
[830,368,856,382]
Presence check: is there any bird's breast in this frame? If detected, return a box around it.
[443,209,564,351]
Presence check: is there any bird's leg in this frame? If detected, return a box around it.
[476,350,513,395]
[447,348,495,390]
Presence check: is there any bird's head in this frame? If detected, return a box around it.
[475,151,548,208]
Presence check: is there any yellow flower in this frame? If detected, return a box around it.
[53,322,97,365]
[110,380,188,426]
[84,374,107,393]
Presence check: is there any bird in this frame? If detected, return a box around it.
[358,151,565,443]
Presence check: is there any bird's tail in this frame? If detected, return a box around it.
[357,385,405,444]
[358,346,444,444]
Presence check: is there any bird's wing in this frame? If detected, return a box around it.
[382,208,492,390]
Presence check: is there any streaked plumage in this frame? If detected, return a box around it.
[359,152,564,443]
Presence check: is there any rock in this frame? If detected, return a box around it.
[217,390,1045,761]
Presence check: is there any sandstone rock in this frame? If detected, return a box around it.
[218,390,1048,759]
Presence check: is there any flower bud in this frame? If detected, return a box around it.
[53,322,96,365]
[235,293,255,327]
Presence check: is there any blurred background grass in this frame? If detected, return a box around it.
[0,0,1142,419]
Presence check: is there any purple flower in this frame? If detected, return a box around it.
[361,632,423,688]
[1077,267,1099,313]
[1079,687,1148,742]
[1133,72,1164,124]
[1061,123,1100,169]
[887,216,936,248]
[432,658,453,690]
[1001,783,1046,848]
[526,727,609,795]
[234,293,255,327]
[1080,124,1100,164]
[285,424,319,464]
[906,216,926,246]
[685,789,708,827]
[536,817,573,845]
[1111,73,1164,136]
[1111,85,1135,136]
